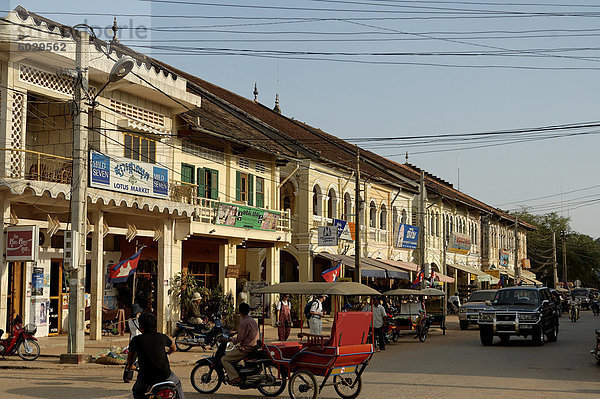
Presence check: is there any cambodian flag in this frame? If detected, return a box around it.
[322,260,342,282]
[412,270,424,288]
[108,248,143,283]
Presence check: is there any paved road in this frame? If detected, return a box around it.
[2,313,600,399]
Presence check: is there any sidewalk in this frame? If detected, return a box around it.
[1,318,335,369]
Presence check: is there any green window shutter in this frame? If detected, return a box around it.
[248,173,254,206]
[196,167,205,198]
[235,171,241,201]
[181,164,194,184]
[256,191,264,208]
[210,169,219,200]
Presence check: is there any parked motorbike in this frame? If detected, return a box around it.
[591,329,600,365]
[384,311,400,344]
[190,336,286,397]
[591,300,600,316]
[144,381,178,399]
[0,315,40,361]
[413,313,432,342]
[174,315,227,352]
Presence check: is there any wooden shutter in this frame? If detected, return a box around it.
[210,169,219,200]
[248,173,254,206]
[236,171,241,201]
[196,167,205,198]
[181,164,194,184]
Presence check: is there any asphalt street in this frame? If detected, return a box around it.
[2,313,600,399]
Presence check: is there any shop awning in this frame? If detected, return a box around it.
[447,263,486,277]
[378,259,419,273]
[477,274,500,284]
[315,253,409,279]
[432,271,455,283]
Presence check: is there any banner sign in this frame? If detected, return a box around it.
[332,219,352,241]
[32,267,44,296]
[447,232,472,255]
[89,150,169,200]
[216,203,280,231]
[395,223,419,249]
[318,226,338,246]
[6,225,39,261]
[521,259,531,269]
[499,249,510,267]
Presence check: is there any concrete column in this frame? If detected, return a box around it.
[0,198,10,336]
[169,234,183,334]
[265,247,280,285]
[157,218,174,334]
[245,248,261,281]
[219,240,238,307]
[297,245,312,282]
[90,210,104,340]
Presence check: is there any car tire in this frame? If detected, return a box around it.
[546,321,559,342]
[480,328,493,346]
[532,325,545,346]
[459,320,469,330]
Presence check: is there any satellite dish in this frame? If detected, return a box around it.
[108,56,134,83]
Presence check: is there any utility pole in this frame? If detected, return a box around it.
[561,231,567,285]
[63,30,89,361]
[418,170,426,288]
[552,232,558,288]
[514,216,520,284]
[354,146,361,283]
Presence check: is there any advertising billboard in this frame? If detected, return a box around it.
[447,232,472,255]
[395,223,419,249]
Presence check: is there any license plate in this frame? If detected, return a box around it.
[331,366,357,375]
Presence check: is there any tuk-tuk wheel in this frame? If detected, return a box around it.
[334,374,362,399]
[288,369,318,399]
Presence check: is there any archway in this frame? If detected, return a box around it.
[280,251,299,282]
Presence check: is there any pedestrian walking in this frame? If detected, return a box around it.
[309,294,327,335]
[363,297,387,351]
[276,294,292,341]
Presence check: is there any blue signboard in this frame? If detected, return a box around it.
[395,223,419,249]
[89,150,169,200]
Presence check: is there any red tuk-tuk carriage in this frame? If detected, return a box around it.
[190,281,379,399]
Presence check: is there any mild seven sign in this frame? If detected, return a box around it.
[89,150,169,199]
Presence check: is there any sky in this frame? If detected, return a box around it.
[6,0,600,238]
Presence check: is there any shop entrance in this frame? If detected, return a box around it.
[6,262,24,332]
[49,260,67,335]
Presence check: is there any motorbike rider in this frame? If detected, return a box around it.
[568,293,580,319]
[222,302,259,385]
[448,292,461,312]
[126,312,185,399]
[187,292,207,326]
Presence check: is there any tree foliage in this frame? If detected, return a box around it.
[513,209,600,287]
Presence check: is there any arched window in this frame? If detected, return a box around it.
[429,211,435,235]
[401,209,407,224]
[369,201,377,228]
[392,206,399,233]
[435,212,440,236]
[343,193,352,222]
[380,204,387,230]
[327,188,337,219]
[283,195,291,211]
[312,185,322,216]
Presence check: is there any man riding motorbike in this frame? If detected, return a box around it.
[126,313,185,399]
[221,302,259,385]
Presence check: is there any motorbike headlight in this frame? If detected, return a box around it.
[518,313,538,321]
[479,312,494,321]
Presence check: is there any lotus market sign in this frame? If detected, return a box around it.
[89,150,169,199]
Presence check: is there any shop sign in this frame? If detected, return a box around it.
[318,226,338,246]
[89,150,169,200]
[332,219,353,241]
[522,259,531,269]
[499,249,510,267]
[226,264,240,278]
[484,269,500,279]
[6,225,39,261]
[244,281,269,318]
[216,203,280,231]
[447,232,471,255]
[395,223,419,249]
[32,267,44,296]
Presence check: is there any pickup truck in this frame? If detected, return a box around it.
[477,286,559,346]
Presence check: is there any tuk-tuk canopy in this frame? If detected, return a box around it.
[384,288,446,297]
[251,281,381,296]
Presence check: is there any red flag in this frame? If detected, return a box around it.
[412,270,424,288]
[321,260,342,282]
[109,248,143,283]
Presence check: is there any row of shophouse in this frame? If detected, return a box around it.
[0,6,537,339]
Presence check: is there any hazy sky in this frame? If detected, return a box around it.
[8,0,600,238]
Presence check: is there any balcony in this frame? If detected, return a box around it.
[369,227,388,243]
[2,149,290,232]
